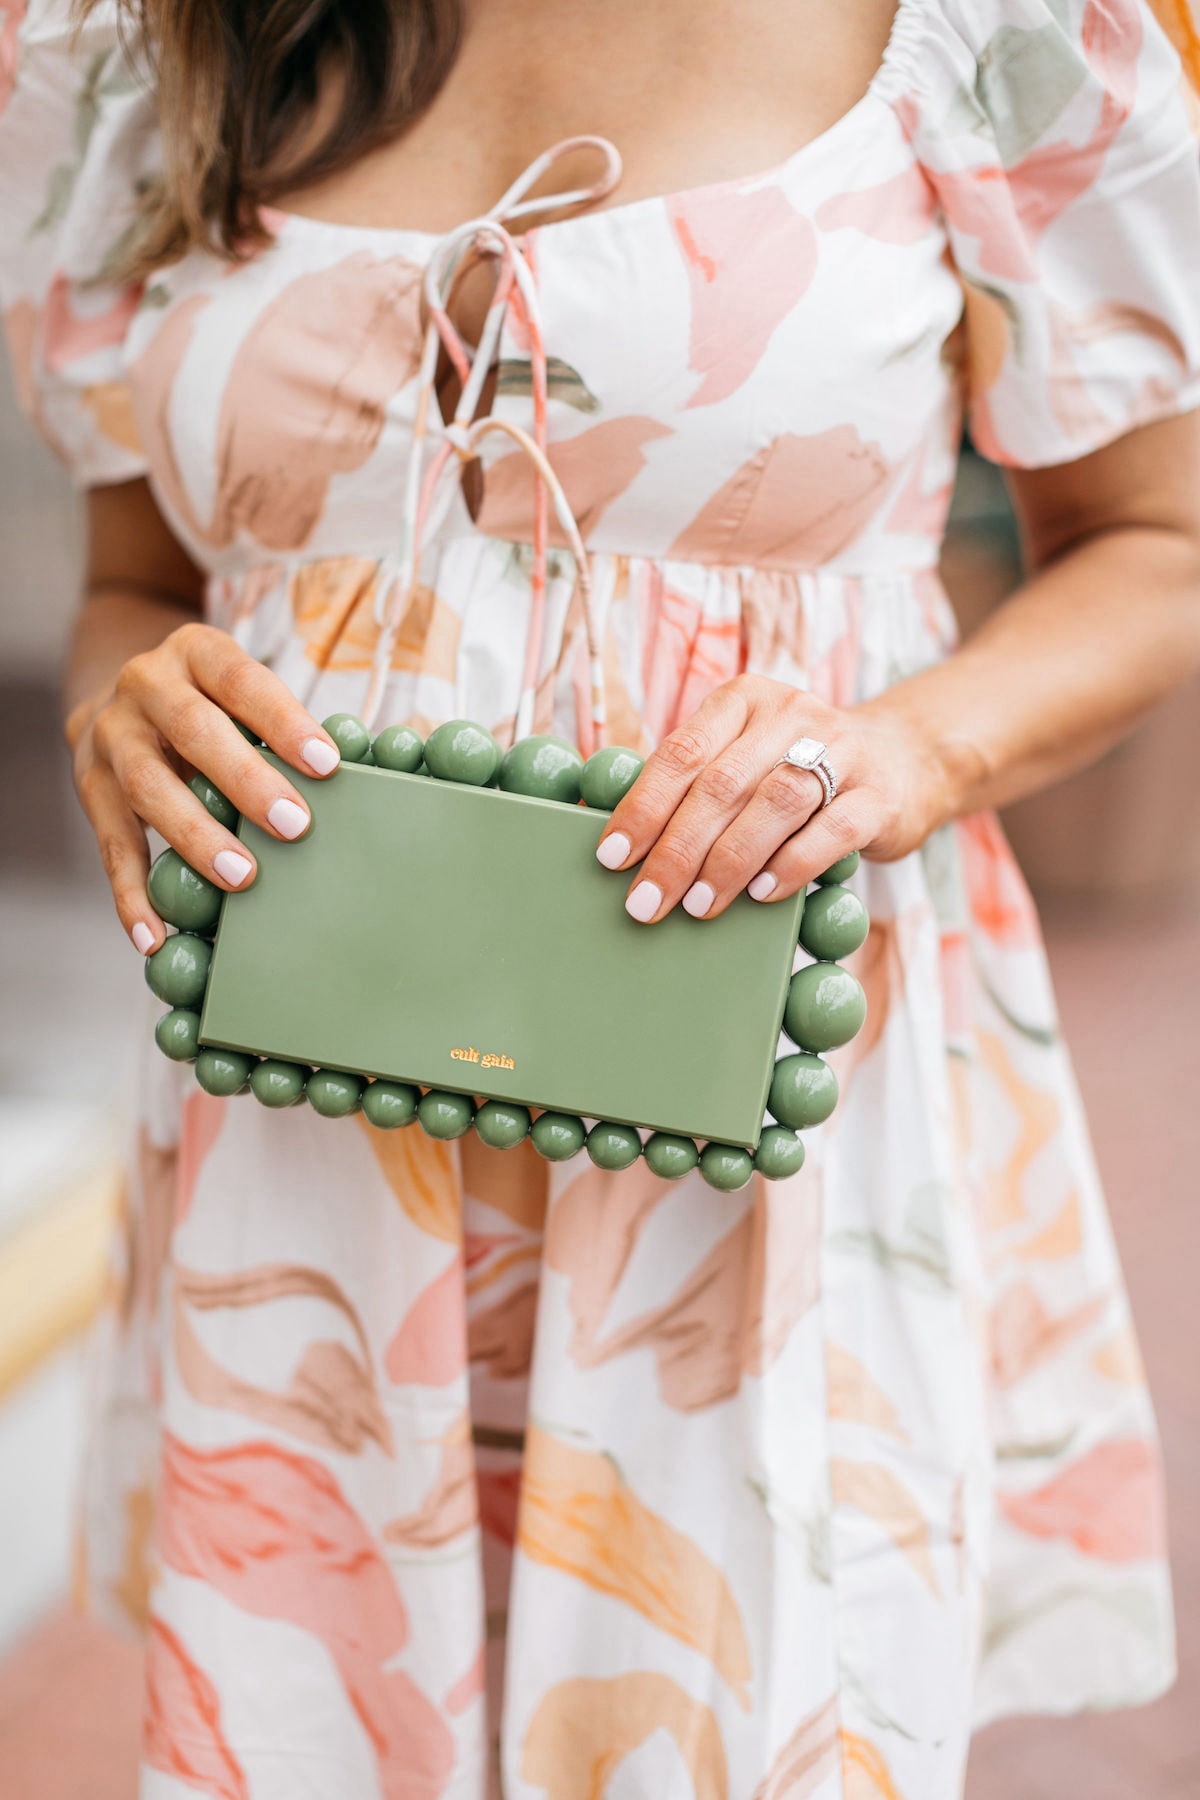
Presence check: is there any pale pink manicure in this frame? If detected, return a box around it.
[683,881,715,918]
[596,832,630,870]
[214,849,254,887]
[302,737,340,776]
[749,871,777,901]
[625,879,661,923]
[267,797,310,840]
[131,921,155,955]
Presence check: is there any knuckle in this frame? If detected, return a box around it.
[75,761,106,809]
[694,757,750,811]
[217,652,263,716]
[761,770,809,819]
[649,833,703,886]
[115,653,153,701]
[655,728,709,780]
[162,691,209,749]
[121,753,164,811]
[97,829,132,880]
[822,806,859,853]
[170,619,210,657]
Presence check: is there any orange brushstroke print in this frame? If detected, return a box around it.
[669,427,891,568]
[831,1460,941,1598]
[1149,0,1200,87]
[157,1434,455,1797]
[520,1671,729,1800]
[518,1426,754,1708]
[750,1696,840,1799]
[826,1344,907,1441]
[999,1439,1166,1562]
[144,1617,249,1800]
[977,1031,1061,1234]
[360,1114,462,1243]
[385,1411,478,1550]
[989,1282,1110,1389]
[174,1262,393,1456]
[546,1161,820,1411]
[841,1731,905,1800]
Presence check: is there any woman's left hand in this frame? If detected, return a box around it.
[594,674,956,922]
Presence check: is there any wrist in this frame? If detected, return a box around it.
[858,690,991,833]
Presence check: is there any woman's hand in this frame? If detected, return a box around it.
[68,620,342,956]
[594,674,960,923]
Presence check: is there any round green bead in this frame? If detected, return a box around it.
[531,1111,587,1160]
[189,773,238,830]
[321,713,372,763]
[643,1132,700,1181]
[250,1059,309,1107]
[362,1080,419,1129]
[144,932,212,1008]
[419,1089,475,1139]
[768,1053,839,1130]
[579,745,644,812]
[700,1143,755,1192]
[423,719,502,786]
[798,883,870,962]
[815,851,860,886]
[784,963,867,1052]
[586,1121,642,1171]
[148,849,224,933]
[475,1100,531,1150]
[754,1125,806,1181]
[155,1007,201,1062]
[195,1047,255,1097]
[371,725,425,773]
[306,1068,365,1118]
[498,735,584,804]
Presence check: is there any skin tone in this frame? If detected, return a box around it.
[67,0,1200,950]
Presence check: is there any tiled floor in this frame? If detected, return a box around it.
[0,889,1197,1797]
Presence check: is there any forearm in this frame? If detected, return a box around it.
[64,585,203,747]
[864,520,1200,824]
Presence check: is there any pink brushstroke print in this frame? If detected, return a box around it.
[158,1434,456,1798]
[143,1617,249,1800]
[670,184,818,407]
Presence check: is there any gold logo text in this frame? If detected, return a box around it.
[451,1046,516,1071]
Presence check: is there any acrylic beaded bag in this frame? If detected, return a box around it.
[143,141,869,1191]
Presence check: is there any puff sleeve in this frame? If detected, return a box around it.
[904,0,1200,466]
[0,0,158,486]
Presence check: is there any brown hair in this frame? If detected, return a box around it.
[83,0,463,281]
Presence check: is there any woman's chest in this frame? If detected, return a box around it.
[124,105,965,576]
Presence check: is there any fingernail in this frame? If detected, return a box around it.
[596,832,630,870]
[682,881,715,919]
[302,737,340,776]
[267,797,310,840]
[131,922,155,955]
[749,871,777,901]
[625,880,661,923]
[214,849,254,888]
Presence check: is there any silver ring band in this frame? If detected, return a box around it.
[774,735,838,809]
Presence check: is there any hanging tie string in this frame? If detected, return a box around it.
[361,137,622,743]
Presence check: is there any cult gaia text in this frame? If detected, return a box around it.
[451,1046,516,1071]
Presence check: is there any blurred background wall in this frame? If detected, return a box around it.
[0,365,1197,1796]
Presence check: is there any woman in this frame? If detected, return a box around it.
[3,0,1200,1794]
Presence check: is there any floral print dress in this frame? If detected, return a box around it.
[4,1,1200,1796]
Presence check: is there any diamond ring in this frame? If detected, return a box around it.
[774,736,838,809]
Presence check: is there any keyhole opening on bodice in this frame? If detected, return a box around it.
[428,247,507,521]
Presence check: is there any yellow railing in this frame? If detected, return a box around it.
[0,1165,120,1403]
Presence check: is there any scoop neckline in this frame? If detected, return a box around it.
[262,0,924,249]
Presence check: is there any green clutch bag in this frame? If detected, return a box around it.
[143,713,869,1191]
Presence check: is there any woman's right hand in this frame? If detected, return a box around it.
[68,620,342,956]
